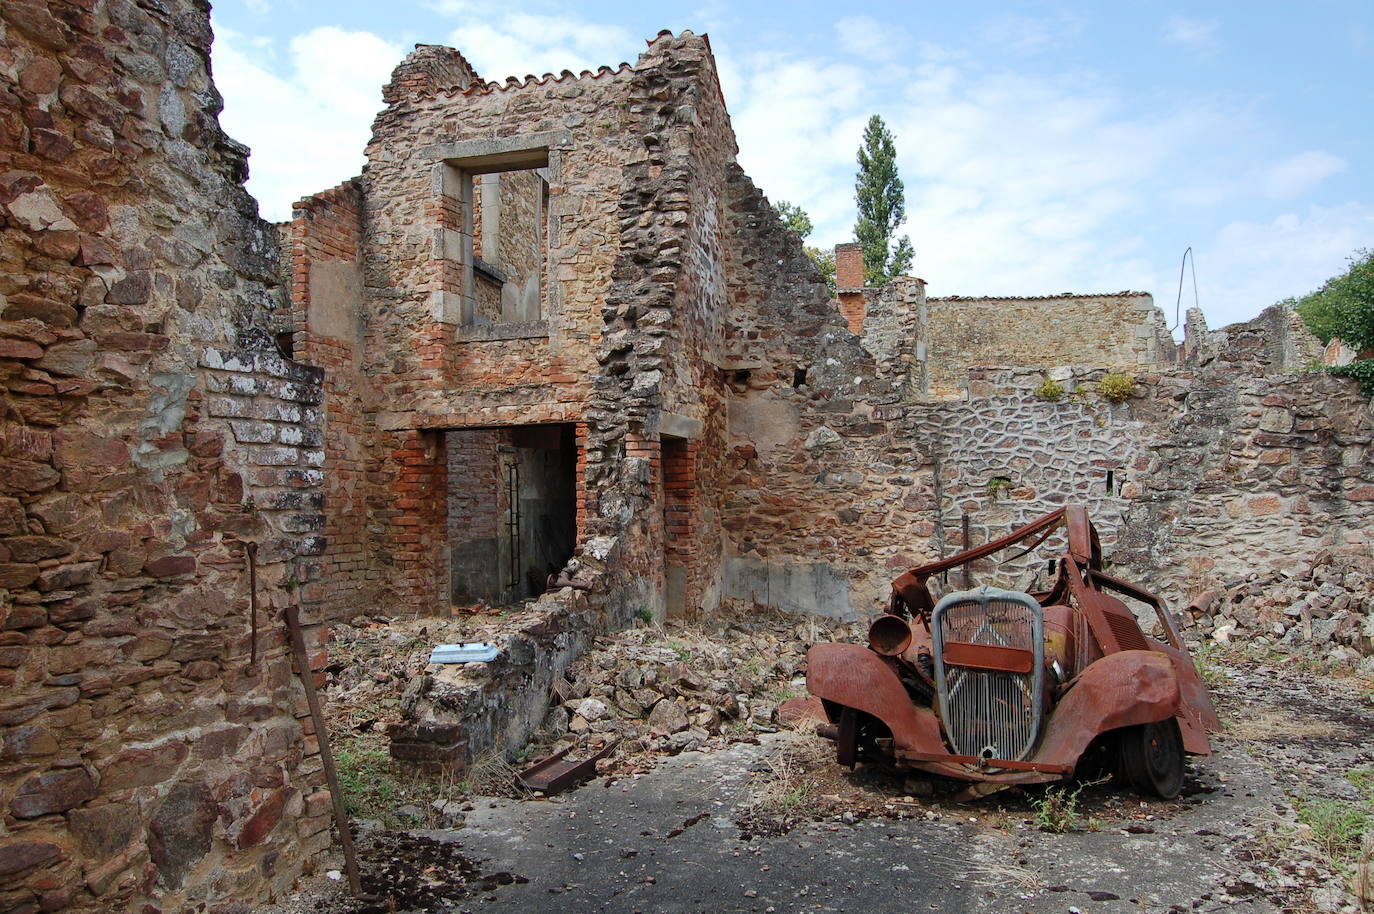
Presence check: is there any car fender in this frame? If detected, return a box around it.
[1032,650,1181,769]
[805,643,946,755]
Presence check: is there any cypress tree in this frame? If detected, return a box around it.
[854,115,913,286]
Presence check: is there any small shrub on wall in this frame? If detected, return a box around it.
[1033,377,1064,401]
[1098,372,1136,402]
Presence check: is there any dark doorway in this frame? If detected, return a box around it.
[446,424,577,606]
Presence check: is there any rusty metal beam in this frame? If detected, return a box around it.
[285,607,362,897]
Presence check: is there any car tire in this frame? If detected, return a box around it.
[1118,718,1184,799]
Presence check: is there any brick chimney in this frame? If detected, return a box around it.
[834,243,865,335]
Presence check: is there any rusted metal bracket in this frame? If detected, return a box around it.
[285,606,362,896]
[515,739,620,795]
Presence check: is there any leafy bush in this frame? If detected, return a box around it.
[1033,377,1064,401]
[1295,249,1374,350]
[1293,249,1374,398]
[1097,371,1136,403]
[1330,359,1374,397]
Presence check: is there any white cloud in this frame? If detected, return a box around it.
[1162,15,1219,51]
[1262,150,1347,199]
[213,20,401,221]
[729,51,876,240]
[979,12,1085,55]
[835,15,906,61]
[446,14,637,83]
[1200,203,1374,325]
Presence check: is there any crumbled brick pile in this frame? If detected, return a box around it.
[1181,551,1374,661]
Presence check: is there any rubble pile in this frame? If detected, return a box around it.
[319,605,865,766]
[1179,552,1374,662]
[538,606,864,760]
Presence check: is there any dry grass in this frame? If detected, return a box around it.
[744,731,831,811]
[461,749,532,799]
[1354,830,1373,907]
[944,853,1044,891]
[1225,706,1343,742]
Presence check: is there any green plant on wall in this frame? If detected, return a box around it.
[1033,377,1064,401]
[986,476,1014,500]
[1098,371,1136,403]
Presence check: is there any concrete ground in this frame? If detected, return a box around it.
[437,735,1272,914]
[276,655,1373,914]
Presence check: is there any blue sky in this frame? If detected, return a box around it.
[210,0,1373,330]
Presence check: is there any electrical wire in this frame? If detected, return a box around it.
[1171,246,1200,333]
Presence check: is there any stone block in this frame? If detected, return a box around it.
[121,632,173,662]
[35,561,98,592]
[0,724,58,761]
[236,786,293,849]
[0,564,40,589]
[11,767,96,818]
[143,555,195,578]
[0,535,69,564]
[99,739,189,792]
[34,339,96,377]
[148,780,215,889]
[0,841,61,881]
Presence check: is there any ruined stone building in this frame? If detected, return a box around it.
[2,3,1372,911]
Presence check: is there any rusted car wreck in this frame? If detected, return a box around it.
[807,506,1220,798]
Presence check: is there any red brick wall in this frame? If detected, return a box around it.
[835,242,866,334]
[287,183,373,620]
[662,436,700,615]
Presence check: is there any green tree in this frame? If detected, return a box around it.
[854,114,913,286]
[772,200,836,295]
[773,200,814,238]
[1293,248,1374,395]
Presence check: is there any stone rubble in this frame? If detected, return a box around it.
[1180,551,1374,663]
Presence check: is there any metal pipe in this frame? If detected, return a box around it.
[246,542,258,667]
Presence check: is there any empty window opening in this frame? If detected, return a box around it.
[470,167,549,325]
[1105,469,1114,494]
[792,367,808,388]
[446,424,577,607]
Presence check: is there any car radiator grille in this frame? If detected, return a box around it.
[932,588,1045,762]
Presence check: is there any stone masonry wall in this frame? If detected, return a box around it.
[922,291,1176,400]
[716,170,943,620]
[911,317,1372,610]
[298,33,745,767]
[1,1,329,911]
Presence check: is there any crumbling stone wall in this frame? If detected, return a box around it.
[288,32,748,764]
[911,312,1373,609]
[922,291,1175,400]
[1117,310,1373,605]
[715,172,943,620]
[1,1,329,910]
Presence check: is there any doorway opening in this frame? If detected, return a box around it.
[446,424,578,607]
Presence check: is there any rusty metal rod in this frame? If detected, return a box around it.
[246,542,258,667]
[285,606,362,896]
[961,514,972,588]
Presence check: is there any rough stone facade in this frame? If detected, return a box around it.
[921,290,1176,400]
[1,1,330,910]
[281,29,1374,779]
[5,8,1369,908]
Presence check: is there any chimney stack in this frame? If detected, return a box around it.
[834,243,866,335]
